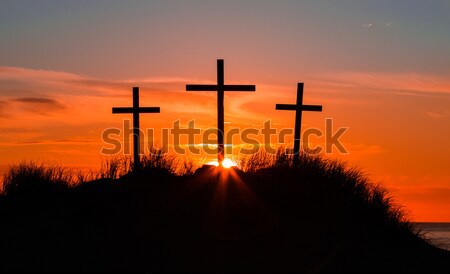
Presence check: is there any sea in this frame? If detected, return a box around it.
[413,222,450,251]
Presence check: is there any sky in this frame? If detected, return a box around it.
[0,0,449,221]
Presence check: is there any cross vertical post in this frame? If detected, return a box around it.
[293,83,304,156]
[217,60,225,163]
[186,59,255,167]
[112,87,161,171]
[276,83,322,163]
[132,87,140,169]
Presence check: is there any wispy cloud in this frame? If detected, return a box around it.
[362,22,393,28]
[424,111,449,119]
[310,72,450,96]
[0,66,224,123]
[12,97,66,115]
[13,97,60,104]
[0,66,252,151]
[0,66,212,99]
[14,138,100,145]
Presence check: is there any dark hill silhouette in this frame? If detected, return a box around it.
[0,153,449,272]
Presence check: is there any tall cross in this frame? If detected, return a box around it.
[186,59,256,166]
[112,87,160,171]
[276,83,322,158]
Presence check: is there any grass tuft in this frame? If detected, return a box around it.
[2,161,71,195]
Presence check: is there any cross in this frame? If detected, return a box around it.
[186,59,256,166]
[112,87,160,171]
[276,83,322,159]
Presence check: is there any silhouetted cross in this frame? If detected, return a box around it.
[186,59,256,166]
[112,87,160,171]
[276,83,322,158]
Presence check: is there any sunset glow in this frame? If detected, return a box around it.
[206,158,239,169]
[0,1,449,222]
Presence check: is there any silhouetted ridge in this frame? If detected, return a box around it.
[0,153,448,272]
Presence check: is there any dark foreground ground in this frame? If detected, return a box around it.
[0,162,449,272]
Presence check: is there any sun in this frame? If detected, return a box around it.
[222,158,238,168]
[206,158,238,169]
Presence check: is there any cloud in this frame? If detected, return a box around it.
[0,66,251,151]
[0,66,208,99]
[424,111,448,119]
[14,139,100,145]
[310,72,450,97]
[12,97,66,115]
[0,66,218,112]
[13,97,63,105]
[0,66,225,125]
[0,67,93,99]
[362,22,393,28]
[345,143,385,155]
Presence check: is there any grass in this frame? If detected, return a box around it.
[0,150,414,240]
[0,150,415,239]
[0,150,448,271]
[241,150,413,233]
[0,151,414,236]
[0,149,199,194]
[1,161,71,195]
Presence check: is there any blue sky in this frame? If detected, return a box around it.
[1,0,449,80]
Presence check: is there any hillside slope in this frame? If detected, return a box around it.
[0,156,448,272]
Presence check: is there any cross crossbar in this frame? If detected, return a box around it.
[186,84,256,92]
[112,107,160,114]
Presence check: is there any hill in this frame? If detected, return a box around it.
[0,154,449,272]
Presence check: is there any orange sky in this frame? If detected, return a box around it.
[0,1,449,221]
[0,66,449,221]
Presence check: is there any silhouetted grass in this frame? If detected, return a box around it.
[0,151,448,271]
[141,148,202,175]
[98,149,201,176]
[240,150,274,172]
[1,161,72,195]
[241,149,412,233]
[0,151,414,234]
[177,157,200,175]
[141,149,177,174]
[0,151,413,232]
[0,157,132,194]
[98,156,132,179]
[74,169,101,185]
